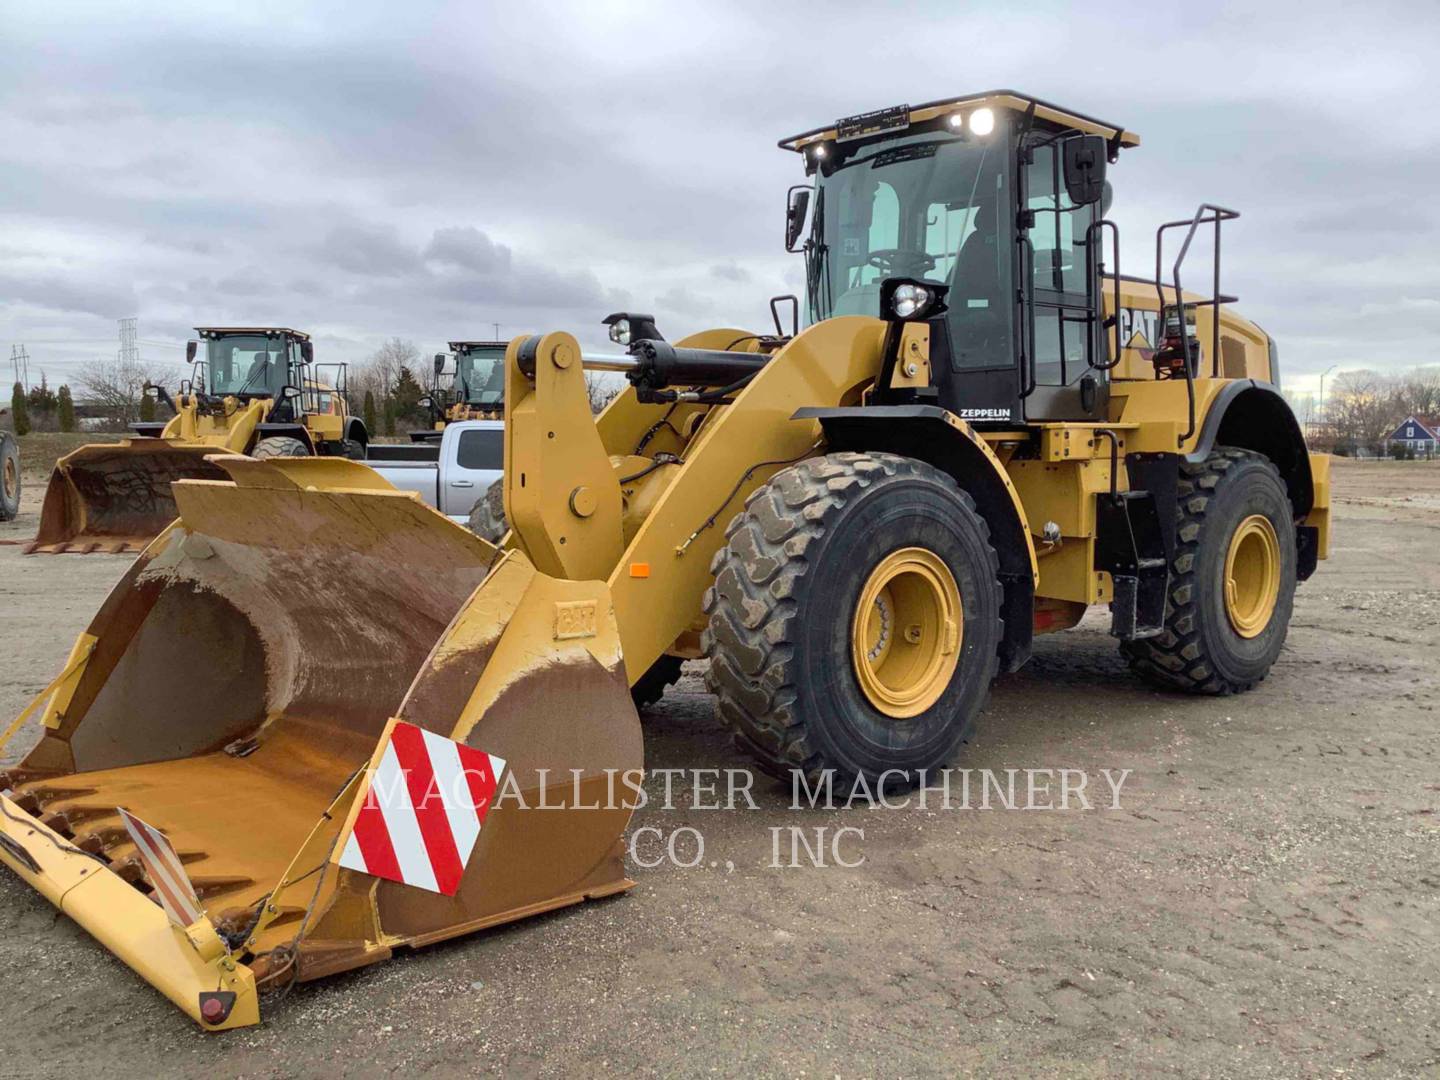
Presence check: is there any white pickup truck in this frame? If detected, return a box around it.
[364,420,502,522]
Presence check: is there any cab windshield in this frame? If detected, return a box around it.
[456,347,506,406]
[806,124,1014,369]
[206,335,290,397]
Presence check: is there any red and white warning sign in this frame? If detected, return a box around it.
[336,721,506,896]
[119,808,204,929]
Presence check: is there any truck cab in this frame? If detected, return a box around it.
[365,419,504,520]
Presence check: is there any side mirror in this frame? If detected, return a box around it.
[186,340,198,363]
[300,341,314,364]
[434,353,446,376]
[785,185,812,252]
[1062,135,1107,207]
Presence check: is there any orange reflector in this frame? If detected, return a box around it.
[629,562,651,578]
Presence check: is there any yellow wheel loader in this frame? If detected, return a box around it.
[0,91,1329,1028]
[421,340,508,431]
[26,327,370,553]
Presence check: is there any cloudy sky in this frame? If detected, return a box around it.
[2,0,1437,395]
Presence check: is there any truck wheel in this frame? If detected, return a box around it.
[340,439,367,460]
[467,478,508,542]
[1122,448,1296,694]
[703,452,1003,786]
[632,654,684,711]
[253,436,310,459]
[0,432,19,521]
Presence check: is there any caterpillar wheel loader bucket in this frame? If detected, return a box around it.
[0,454,641,1029]
[26,440,233,554]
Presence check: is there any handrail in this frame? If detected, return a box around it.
[1154,203,1239,446]
[1087,218,1122,369]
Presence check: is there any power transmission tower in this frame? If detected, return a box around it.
[119,317,139,368]
[10,345,29,390]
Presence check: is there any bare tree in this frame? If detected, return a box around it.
[585,371,621,414]
[76,357,182,430]
[353,338,421,402]
[1327,370,1401,451]
[1395,367,1440,420]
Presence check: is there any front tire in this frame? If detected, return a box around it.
[1122,448,1296,694]
[632,654,685,711]
[0,432,20,521]
[253,436,310,459]
[467,478,508,542]
[703,452,1003,785]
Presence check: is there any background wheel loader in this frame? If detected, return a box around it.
[0,90,1329,1028]
[26,327,369,553]
[414,340,509,440]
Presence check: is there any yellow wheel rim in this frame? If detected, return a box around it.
[850,547,962,718]
[1224,514,1280,638]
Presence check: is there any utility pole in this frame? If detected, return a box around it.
[1317,364,1337,425]
[492,322,501,340]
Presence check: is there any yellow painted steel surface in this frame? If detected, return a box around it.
[850,547,963,718]
[1,454,640,1029]
[1224,514,1282,638]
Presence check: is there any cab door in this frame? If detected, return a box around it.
[1019,141,1107,422]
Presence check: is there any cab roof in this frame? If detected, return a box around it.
[195,327,311,341]
[778,89,1140,152]
[448,340,508,351]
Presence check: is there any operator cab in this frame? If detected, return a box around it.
[781,91,1138,425]
[446,341,508,409]
[191,327,315,420]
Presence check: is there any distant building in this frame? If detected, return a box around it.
[1384,415,1440,455]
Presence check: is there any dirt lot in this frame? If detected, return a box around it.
[0,456,1436,1077]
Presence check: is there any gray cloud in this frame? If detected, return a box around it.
[423,227,513,275]
[319,224,420,277]
[0,0,1436,390]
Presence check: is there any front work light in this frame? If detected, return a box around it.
[892,283,931,318]
[969,108,995,136]
[880,278,949,322]
[602,312,664,346]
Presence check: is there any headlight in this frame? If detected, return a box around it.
[879,277,949,322]
[891,283,932,320]
[969,108,995,136]
[608,317,631,346]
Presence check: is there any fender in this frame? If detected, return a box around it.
[794,404,1038,673]
[343,416,370,448]
[251,423,315,453]
[1190,380,1313,517]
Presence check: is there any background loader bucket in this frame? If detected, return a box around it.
[28,440,233,554]
[0,455,643,1027]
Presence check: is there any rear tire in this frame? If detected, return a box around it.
[703,452,1003,785]
[0,432,19,521]
[632,654,685,711]
[1122,448,1296,694]
[253,436,310,459]
[467,478,508,542]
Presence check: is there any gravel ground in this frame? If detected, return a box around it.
[0,458,1436,1077]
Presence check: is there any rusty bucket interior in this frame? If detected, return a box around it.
[28,441,233,554]
[3,455,643,1003]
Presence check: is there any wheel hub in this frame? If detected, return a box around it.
[851,547,962,719]
[1224,514,1280,638]
[2,455,15,501]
